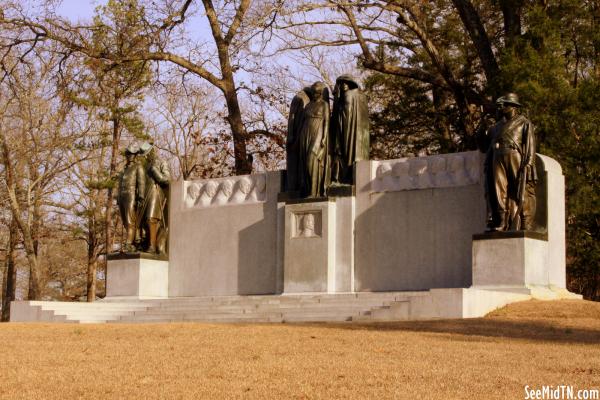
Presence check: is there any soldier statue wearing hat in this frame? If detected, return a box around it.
[480,93,537,231]
[117,143,146,252]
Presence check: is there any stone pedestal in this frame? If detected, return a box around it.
[106,254,169,298]
[472,231,549,288]
[283,197,354,293]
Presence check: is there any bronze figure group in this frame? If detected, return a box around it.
[115,87,535,257]
[479,93,537,232]
[286,75,370,198]
[117,142,171,255]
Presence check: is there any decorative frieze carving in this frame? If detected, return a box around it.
[184,174,268,209]
[371,151,482,193]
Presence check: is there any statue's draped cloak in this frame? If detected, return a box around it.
[298,98,330,197]
[286,89,311,192]
[331,77,370,183]
[145,159,171,221]
[118,162,146,227]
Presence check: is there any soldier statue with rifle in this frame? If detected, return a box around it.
[479,93,537,231]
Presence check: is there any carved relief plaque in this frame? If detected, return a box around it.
[292,211,322,238]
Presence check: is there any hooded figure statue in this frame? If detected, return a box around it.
[330,75,370,184]
[286,87,312,193]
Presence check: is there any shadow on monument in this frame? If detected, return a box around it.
[236,199,280,295]
[353,183,486,292]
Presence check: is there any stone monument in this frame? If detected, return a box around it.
[98,87,573,314]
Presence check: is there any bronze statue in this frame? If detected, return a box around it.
[330,75,370,185]
[142,144,171,254]
[480,93,537,231]
[117,143,146,252]
[287,87,311,192]
[298,82,330,197]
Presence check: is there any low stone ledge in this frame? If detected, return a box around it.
[473,230,548,242]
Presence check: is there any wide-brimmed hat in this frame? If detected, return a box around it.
[496,93,522,107]
[139,141,153,155]
[125,142,140,154]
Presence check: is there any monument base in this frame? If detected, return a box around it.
[106,253,169,299]
[472,231,551,288]
[283,197,354,293]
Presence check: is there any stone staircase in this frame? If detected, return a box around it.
[10,292,429,324]
[10,286,556,324]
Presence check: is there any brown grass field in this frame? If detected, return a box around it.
[0,299,599,399]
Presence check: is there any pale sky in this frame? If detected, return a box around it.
[55,0,106,20]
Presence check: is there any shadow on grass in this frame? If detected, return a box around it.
[302,318,600,345]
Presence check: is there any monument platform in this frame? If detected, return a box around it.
[9,287,579,324]
[106,253,169,299]
[10,151,580,324]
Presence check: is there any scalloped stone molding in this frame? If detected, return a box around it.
[371,151,482,193]
[183,174,267,209]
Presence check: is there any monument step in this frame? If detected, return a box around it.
[361,301,410,321]
[135,301,389,314]
[281,314,354,322]
[32,301,149,308]
[37,307,149,315]
[54,310,137,318]
[117,312,284,323]
[13,288,535,323]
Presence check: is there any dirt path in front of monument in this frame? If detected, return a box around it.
[0,299,598,399]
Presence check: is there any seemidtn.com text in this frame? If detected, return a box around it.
[525,386,599,400]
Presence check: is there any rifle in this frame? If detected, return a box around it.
[509,123,531,231]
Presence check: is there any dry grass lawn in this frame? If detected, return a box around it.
[0,299,599,399]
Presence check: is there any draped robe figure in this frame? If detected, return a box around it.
[482,93,537,231]
[144,148,171,254]
[286,88,311,192]
[330,75,370,184]
[298,82,330,198]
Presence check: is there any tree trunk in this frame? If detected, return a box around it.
[432,88,455,152]
[24,241,41,300]
[105,116,120,256]
[451,0,500,85]
[222,81,251,175]
[499,0,524,46]
[1,219,18,322]
[86,259,97,302]
[28,198,42,300]
[86,223,97,302]
[1,128,42,300]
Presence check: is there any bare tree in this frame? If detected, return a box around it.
[148,79,233,179]
[0,0,287,175]
[0,217,18,321]
[274,0,508,149]
[0,44,85,300]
